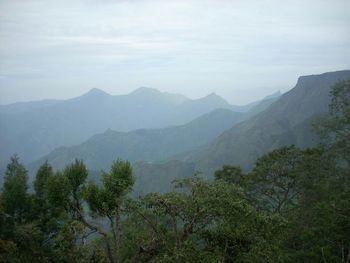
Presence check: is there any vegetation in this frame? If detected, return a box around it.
[0,81,349,262]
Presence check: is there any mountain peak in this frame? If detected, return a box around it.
[262,90,281,101]
[201,92,229,105]
[129,87,189,105]
[85,88,109,96]
[207,92,219,97]
[296,70,350,89]
[131,87,160,95]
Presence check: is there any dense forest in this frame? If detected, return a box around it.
[0,80,349,262]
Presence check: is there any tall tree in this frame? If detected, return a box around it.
[214,165,246,186]
[84,160,135,263]
[34,160,54,200]
[248,146,303,214]
[315,80,350,165]
[123,175,285,262]
[46,159,135,263]
[1,155,30,224]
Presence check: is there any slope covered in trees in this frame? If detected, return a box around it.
[31,109,244,170]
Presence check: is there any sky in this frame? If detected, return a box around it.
[0,0,349,105]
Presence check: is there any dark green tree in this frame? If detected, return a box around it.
[214,165,246,186]
[315,80,350,165]
[123,175,285,262]
[284,80,350,262]
[46,159,134,263]
[34,160,54,200]
[248,146,303,214]
[1,155,30,224]
[84,160,135,263]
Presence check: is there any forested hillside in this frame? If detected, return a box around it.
[31,109,244,171]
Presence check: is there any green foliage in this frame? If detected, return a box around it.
[0,144,348,262]
[248,146,303,214]
[46,171,71,210]
[85,160,134,219]
[282,148,350,262]
[1,155,30,224]
[34,160,53,200]
[103,160,134,197]
[122,175,285,262]
[315,80,350,165]
[64,159,88,195]
[83,160,135,262]
[0,239,18,263]
[214,165,245,186]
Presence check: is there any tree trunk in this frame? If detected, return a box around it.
[114,207,121,262]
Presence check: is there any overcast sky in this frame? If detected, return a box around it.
[0,0,349,105]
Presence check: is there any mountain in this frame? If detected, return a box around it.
[186,70,350,174]
[231,90,281,112]
[0,99,61,114]
[28,89,282,173]
[0,87,239,164]
[129,87,188,105]
[242,91,281,118]
[30,109,244,171]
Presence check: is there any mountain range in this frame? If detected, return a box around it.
[0,87,274,164]
[2,70,350,195]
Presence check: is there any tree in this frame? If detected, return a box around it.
[248,146,303,214]
[214,165,246,186]
[34,160,54,200]
[1,157,54,262]
[123,175,285,262]
[315,80,350,165]
[31,161,67,261]
[33,161,57,229]
[1,155,30,224]
[44,160,93,262]
[46,159,135,263]
[84,160,135,263]
[283,80,350,263]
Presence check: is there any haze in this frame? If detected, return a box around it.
[0,0,349,105]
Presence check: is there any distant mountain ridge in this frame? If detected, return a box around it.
[28,89,281,173]
[30,108,244,171]
[0,86,281,164]
[0,87,241,163]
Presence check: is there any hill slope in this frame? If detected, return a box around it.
[31,109,244,171]
[187,70,350,174]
